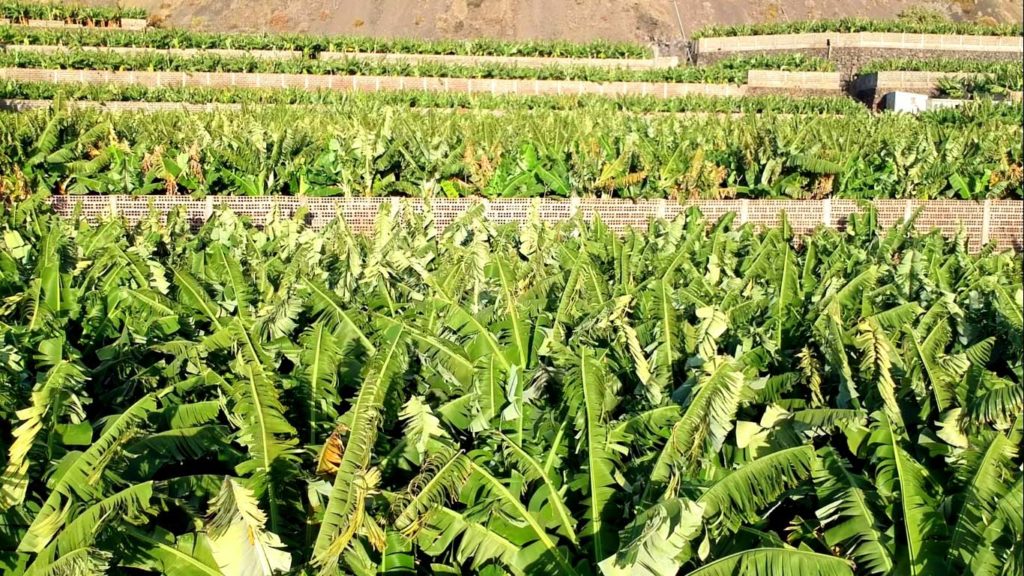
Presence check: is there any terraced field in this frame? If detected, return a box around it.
[0,4,1021,576]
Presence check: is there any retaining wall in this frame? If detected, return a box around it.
[3,44,672,68]
[0,67,752,98]
[0,18,146,30]
[0,67,849,99]
[47,196,1023,253]
[2,44,304,60]
[703,47,1020,80]
[317,51,678,70]
[696,32,1023,54]
[851,71,975,107]
[745,70,842,94]
[694,32,1023,77]
[829,47,1018,80]
[0,98,243,112]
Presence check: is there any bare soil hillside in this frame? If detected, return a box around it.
[78,0,1022,42]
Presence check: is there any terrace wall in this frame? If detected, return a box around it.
[0,98,243,112]
[696,32,1024,55]
[0,67,847,99]
[850,71,980,107]
[0,67,753,98]
[745,70,842,95]
[3,44,304,61]
[694,32,1024,77]
[2,44,673,68]
[47,196,1023,253]
[828,47,1017,80]
[0,18,146,30]
[318,51,679,70]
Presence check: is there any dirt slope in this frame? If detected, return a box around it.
[81,0,1022,42]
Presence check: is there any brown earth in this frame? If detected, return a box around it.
[79,0,1022,42]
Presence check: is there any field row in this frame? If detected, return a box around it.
[0,25,660,62]
[1,196,1020,576]
[2,22,1020,111]
[0,44,1019,108]
[2,71,1020,115]
[0,49,835,84]
[1,105,1020,200]
[690,13,1024,38]
[2,9,1021,52]
[0,0,146,26]
[2,42,680,71]
[4,26,1020,76]
[0,80,874,114]
[0,15,652,59]
[0,68,844,106]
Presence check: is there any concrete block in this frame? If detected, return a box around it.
[882,91,930,113]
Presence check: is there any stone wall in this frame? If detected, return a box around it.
[47,196,1023,253]
[829,47,1017,80]
[851,71,972,107]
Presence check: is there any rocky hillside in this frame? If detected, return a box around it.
[77,0,1022,42]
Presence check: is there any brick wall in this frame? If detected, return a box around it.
[0,67,753,98]
[46,196,1023,253]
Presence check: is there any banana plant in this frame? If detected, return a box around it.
[0,199,1020,576]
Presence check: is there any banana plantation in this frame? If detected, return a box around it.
[0,198,1020,575]
[1,105,1020,200]
[0,0,1022,574]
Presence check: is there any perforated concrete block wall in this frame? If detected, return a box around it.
[46,197,1023,253]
